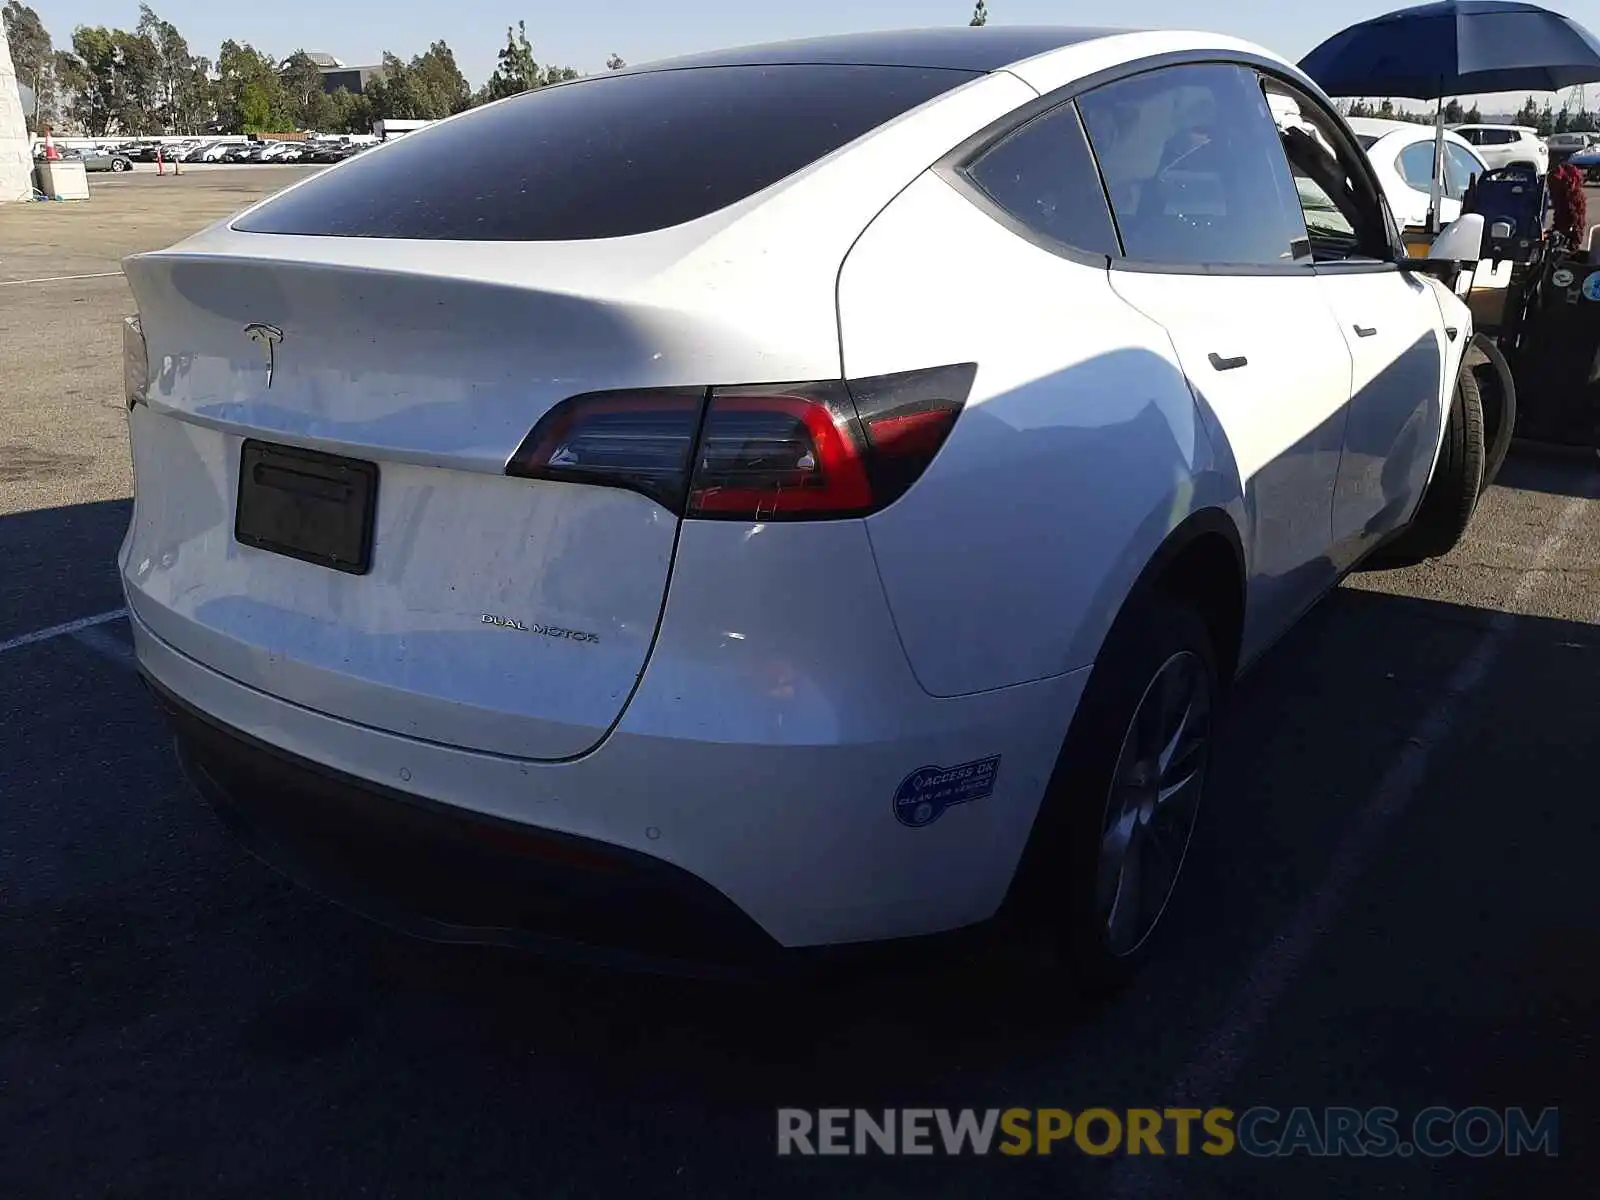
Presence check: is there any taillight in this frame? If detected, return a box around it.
[505,389,705,510]
[848,363,977,506]
[123,315,148,409]
[506,363,976,520]
[689,384,873,517]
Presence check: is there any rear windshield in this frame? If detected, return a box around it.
[234,64,978,241]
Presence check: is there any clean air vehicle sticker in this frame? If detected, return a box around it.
[1582,271,1600,302]
[894,755,1002,828]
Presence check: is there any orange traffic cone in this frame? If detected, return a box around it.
[43,130,60,161]
[156,145,164,175]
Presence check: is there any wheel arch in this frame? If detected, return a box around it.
[1123,506,1248,686]
[996,510,1244,935]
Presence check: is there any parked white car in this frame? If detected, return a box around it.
[1345,117,1489,229]
[120,27,1488,986]
[1449,123,1548,172]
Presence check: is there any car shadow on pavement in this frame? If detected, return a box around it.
[3,496,1595,1198]
[0,496,130,644]
[1494,446,1600,497]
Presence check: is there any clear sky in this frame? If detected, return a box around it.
[26,0,1600,109]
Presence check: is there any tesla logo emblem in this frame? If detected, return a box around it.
[244,323,284,388]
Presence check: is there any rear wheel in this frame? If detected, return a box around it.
[111,158,129,172]
[1363,353,1486,569]
[1017,594,1218,995]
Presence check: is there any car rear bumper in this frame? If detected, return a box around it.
[147,673,786,978]
[128,596,1088,958]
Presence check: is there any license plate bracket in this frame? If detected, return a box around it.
[235,440,378,575]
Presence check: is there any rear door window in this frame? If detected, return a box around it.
[1077,63,1310,268]
[1444,143,1483,193]
[234,64,979,241]
[1399,141,1479,199]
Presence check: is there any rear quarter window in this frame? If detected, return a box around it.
[962,100,1120,258]
[234,64,979,241]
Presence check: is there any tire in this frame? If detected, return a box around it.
[1467,335,1516,493]
[111,158,128,172]
[1011,593,1219,996]
[1365,353,1486,568]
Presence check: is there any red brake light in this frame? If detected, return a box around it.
[688,387,873,518]
[505,364,976,520]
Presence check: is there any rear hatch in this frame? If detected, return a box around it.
[120,61,1011,760]
[122,252,723,760]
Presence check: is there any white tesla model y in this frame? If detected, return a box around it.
[120,27,1489,985]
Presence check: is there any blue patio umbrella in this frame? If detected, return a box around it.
[1301,0,1600,99]
[1301,2,1600,228]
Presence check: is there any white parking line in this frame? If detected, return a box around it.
[1109,488,1594,1197]
[70,623,139,670]
[0,608,128,656]
[0,272,123,288]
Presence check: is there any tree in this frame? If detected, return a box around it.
[135,6,209,133]
[479,21,579,101]
[1378,97,1395,118]
[606,53,625,70]
[279,49,329,129]
[56,26,136,135]
[970,1,988,26]
[362,52,419,118]
[410,40,471,114]
[483,20,539,100]
[116,28,163,132]
[3,1,54,130]
[364,41,471,121]
[216,39,287,132]
[1464,103,1482,123]
[327,86,372,134]
[1442,98,1464,124]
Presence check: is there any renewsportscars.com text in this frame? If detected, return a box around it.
[776,1106,1559,1158]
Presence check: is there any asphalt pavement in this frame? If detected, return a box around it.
[1,170,1596,1199]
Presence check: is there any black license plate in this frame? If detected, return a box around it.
[235,440,378,575]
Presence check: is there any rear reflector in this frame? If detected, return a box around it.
[507,364,976,520]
